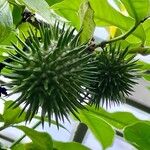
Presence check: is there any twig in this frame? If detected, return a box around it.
[94,16,150,49]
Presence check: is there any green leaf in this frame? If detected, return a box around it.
[12,143,41,150]
[2,101,26,125]
[15,126,53,150]
[79,0,95,43]
[19,0,52,23]
[52,0,83,29]
[0,0,13,43]
[85,106,140,129]
[0,30,17,45]
[78,109,115,149]
[24,143,41,150]
[143,19,150,46]
[45,0,63,6]
[137,61,150,70]
[12,5,25,26]
[143,74,150,81]
[120,0,150,22]
[0,45,15,62]
[89,0,146,42]
[0,114,4,122]
[124,122,150,150]
[53,141,90,150]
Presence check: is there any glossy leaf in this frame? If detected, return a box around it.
[15,126,53,150]
[78,109,115,149]
[52,0,83,28]
[120,0,150,22]
[79,0,95,43]
[137,61,150,70]
[89,0,146,42]
[19,0,52,23]
[124,122,150,150]
[45,0,63,6]
[12,143,41,150]
[3,101,26,125]
[143,19,150,46]
[84,106,140,129]
[53,141,90,150]
[0,0,13,43]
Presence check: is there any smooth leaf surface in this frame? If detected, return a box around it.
[15,126,53,150]
[89,0,146,42]
[0,0,13,43]
[3,101,26,125]
[12,143,41,150]
[45,0,63,6]
[52,0,146,42]
[53,141,90,150]
[85,106,140,129]
[120,0,150,22]
[78,109,115,149]
[52,0,83,28]
[79,0,95,43]
[124,122,150,150]
[143,19,150,46]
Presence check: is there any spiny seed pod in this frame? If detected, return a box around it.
[1,23,97,126]
[91,44,139,107]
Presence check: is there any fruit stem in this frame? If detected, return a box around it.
[94,16,150,49]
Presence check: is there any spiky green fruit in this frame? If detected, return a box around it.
[91,44,138,107]
[1,23,97,125]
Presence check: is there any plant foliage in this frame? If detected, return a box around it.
[0,0,150,150]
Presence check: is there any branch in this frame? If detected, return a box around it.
[94,16,150,49]
[73,122,88,143]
